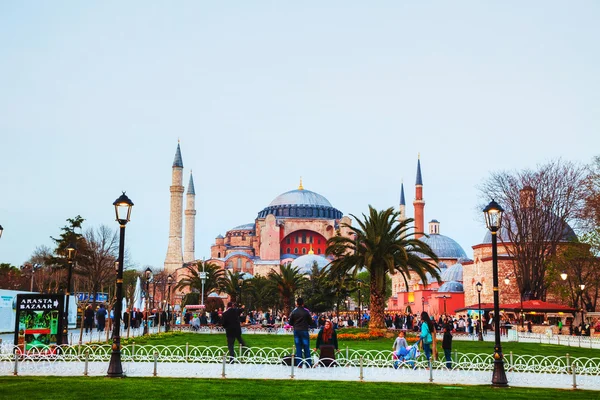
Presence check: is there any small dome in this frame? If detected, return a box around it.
[438,281,464,293]
[441,263,463,282]
[419,234,467,259]
[208,293,220,298]
[216,234,224,239]
[290,254,330,274]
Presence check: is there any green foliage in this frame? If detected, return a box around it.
[176,261,225,297]
[182,292,199,307]
[268,263,307,316]
[327,206,440,329]
[245,275,277,311]
[204,296,225,312]
[303,262,337,313]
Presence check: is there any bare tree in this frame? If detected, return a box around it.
[77,225,119,307]
[479,159,587,300]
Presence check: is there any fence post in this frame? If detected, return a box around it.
[290,354,295,379]
[359,356,364,382]
[185,342,189,361]
[239,343,243,360]
[84,350,89,376]
[346,346,349,361]
[13,352,18,376]
[566,353,571,372]
[509,351,513,372]
[429,360,433,382]
[153,351,158,377]
[453,349,458,365]
[132,341,136,359]
[572,364,577,390]
[222,354,227,378]
[578,336,581,348]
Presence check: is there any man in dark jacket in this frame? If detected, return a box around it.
[222,302,247,360]
[289,297,312,367]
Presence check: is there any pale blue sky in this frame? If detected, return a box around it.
[1,1,599,270]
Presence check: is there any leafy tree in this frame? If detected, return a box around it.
[175,261,225,299]
[268,263,307,316]
[303,262,337,313]
[0,264,28,290]
[479,159,588,300]
[221,270,248,304]
[245,275,277,312]
[326,206,440,329]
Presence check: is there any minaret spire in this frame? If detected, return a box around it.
[164,142,185,273]
[184,170,196,263]
[413,155,425,238]
[399,179,406,222]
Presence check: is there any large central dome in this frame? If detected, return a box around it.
[268,189,333,208]
[257,187,342,220]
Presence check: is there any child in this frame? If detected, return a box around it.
[442,324,453,369]
[392,331,409,355]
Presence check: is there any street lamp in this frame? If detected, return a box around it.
[166,274,173,332]
[560,272,568,281]
[580,284,586,328]
[199,261,207,306]
[62,240,78,345]
[440,294,449,315]
[0,224,3,239]
[483,199,508,387]
[107,191,133,378]
[237,272,245,304]
[357,279,363,327]
[476,282,484,341]
[144,267,153,335]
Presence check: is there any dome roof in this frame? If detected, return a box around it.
[269,189,333,208]
[438,281,464,293]
[230,223,255,231]
[441,263,463,282]
[290,254,330,274]
[419,234,468,259]
[257,188,343,220]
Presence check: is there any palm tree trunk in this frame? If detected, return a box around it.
[370,287,386,330]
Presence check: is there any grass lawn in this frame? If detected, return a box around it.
[116,331,600,359]
[1,377,599,400]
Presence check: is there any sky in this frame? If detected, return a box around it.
[1,1,599,271]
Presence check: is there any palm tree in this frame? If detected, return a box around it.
[175,260,225,301]
[268,263,307,317]
[326,206,440,329]
[221,270,249,304]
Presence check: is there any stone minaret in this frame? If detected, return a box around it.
[399,180,406,222]
[183,171,196,263]
[413,155,425,238]
[164,143,185,273]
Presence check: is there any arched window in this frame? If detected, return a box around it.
[317,249,321,255]
[287,248,291,254]
[302,248,307,254]
[218,252,221,258]
[294,248,298,254]
[246,261,251,271]
[237,258,242,271]
[286,237,291,244]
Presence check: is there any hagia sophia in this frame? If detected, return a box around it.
[162,143,577,316]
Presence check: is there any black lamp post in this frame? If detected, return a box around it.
[0,224,3,239]
[476,282,484,341]
[580,284,586,328]
[357,279,363,327]
[166,275,173,332]
[62,240,77,345]
[107,191,133,378]
[483,199,508,387]
[440,294,449,315]
[144,267,153,335]
[237,272,246,304]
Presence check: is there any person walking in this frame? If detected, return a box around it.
[222,302,247,361]
[289,297,312,367]
[442,324,453,369]
[96,304,107,332]
[419,311,434,365]
[84,305,94,333]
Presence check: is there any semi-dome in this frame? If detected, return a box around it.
[438,281,464,293]
[419,234,468,259]
[290,254,330,274]
[441,263,463,282]
[230,223,255,231]
[257,187,343,220]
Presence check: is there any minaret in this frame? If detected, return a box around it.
[399,180,406,222]
[164,143,185,273]
[183,171,196,263]
[413,155,425,238]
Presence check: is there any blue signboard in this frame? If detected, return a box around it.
[76,293,108,302]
